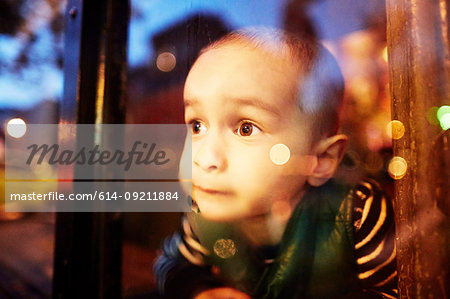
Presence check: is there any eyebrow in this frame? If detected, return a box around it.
[237,98,282,117]
[184,98,281,117]
[183,99,197,107]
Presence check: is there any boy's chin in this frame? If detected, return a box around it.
[196,205,240,222]
[196,202,269,223]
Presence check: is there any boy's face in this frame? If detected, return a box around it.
[183,43,315,222]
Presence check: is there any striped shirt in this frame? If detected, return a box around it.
[352,180,398,298]
[154,180,398,298]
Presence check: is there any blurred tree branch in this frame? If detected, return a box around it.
[0,0,65,74]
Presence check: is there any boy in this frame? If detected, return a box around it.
[154,27,397,298]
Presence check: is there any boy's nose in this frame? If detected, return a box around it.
[193,134,227,172]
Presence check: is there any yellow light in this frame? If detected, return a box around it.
[386,120,405,140]
[6,118,27,138]
[382,46,388,63]
[270,144,290,165]
[156,52,176,72]
[388,156,408,180]
[213,239,236,259]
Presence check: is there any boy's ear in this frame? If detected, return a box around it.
[307,134,348,187]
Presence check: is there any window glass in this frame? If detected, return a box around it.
[0,0,66,297]
[125,0,391,297]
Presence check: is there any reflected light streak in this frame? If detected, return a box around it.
[382,46,388,63]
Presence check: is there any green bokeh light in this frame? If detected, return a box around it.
[437,105,450,130]
[426,106,439,125]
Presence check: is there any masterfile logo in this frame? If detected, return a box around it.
[26,141,170,171]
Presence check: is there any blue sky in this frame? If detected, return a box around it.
[0,0,286,110]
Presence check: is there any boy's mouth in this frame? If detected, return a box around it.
[193,184,232,195]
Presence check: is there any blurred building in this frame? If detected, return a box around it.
[127,14,229,124]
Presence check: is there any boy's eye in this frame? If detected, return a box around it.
[237,122,261,137]
[191,121,207,135]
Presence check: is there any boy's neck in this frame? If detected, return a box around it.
[236,215,285,246]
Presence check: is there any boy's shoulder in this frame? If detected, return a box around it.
[306,178,387,211]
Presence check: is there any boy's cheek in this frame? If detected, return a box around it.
[278,154,316,176]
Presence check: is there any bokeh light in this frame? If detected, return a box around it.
[437,105,450,130]
[426,106,440,125]
[388,156,408,180]
[213,239,236,259]
[386,120,405,140]
[6,118,27,138]
[270,144,290,165]
[156,52,176,72]
[439,113,450,130]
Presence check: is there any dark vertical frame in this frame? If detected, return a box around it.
[53,0,129,298]
[386,0,449,297]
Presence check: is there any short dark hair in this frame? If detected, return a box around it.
[199,27,345,138]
